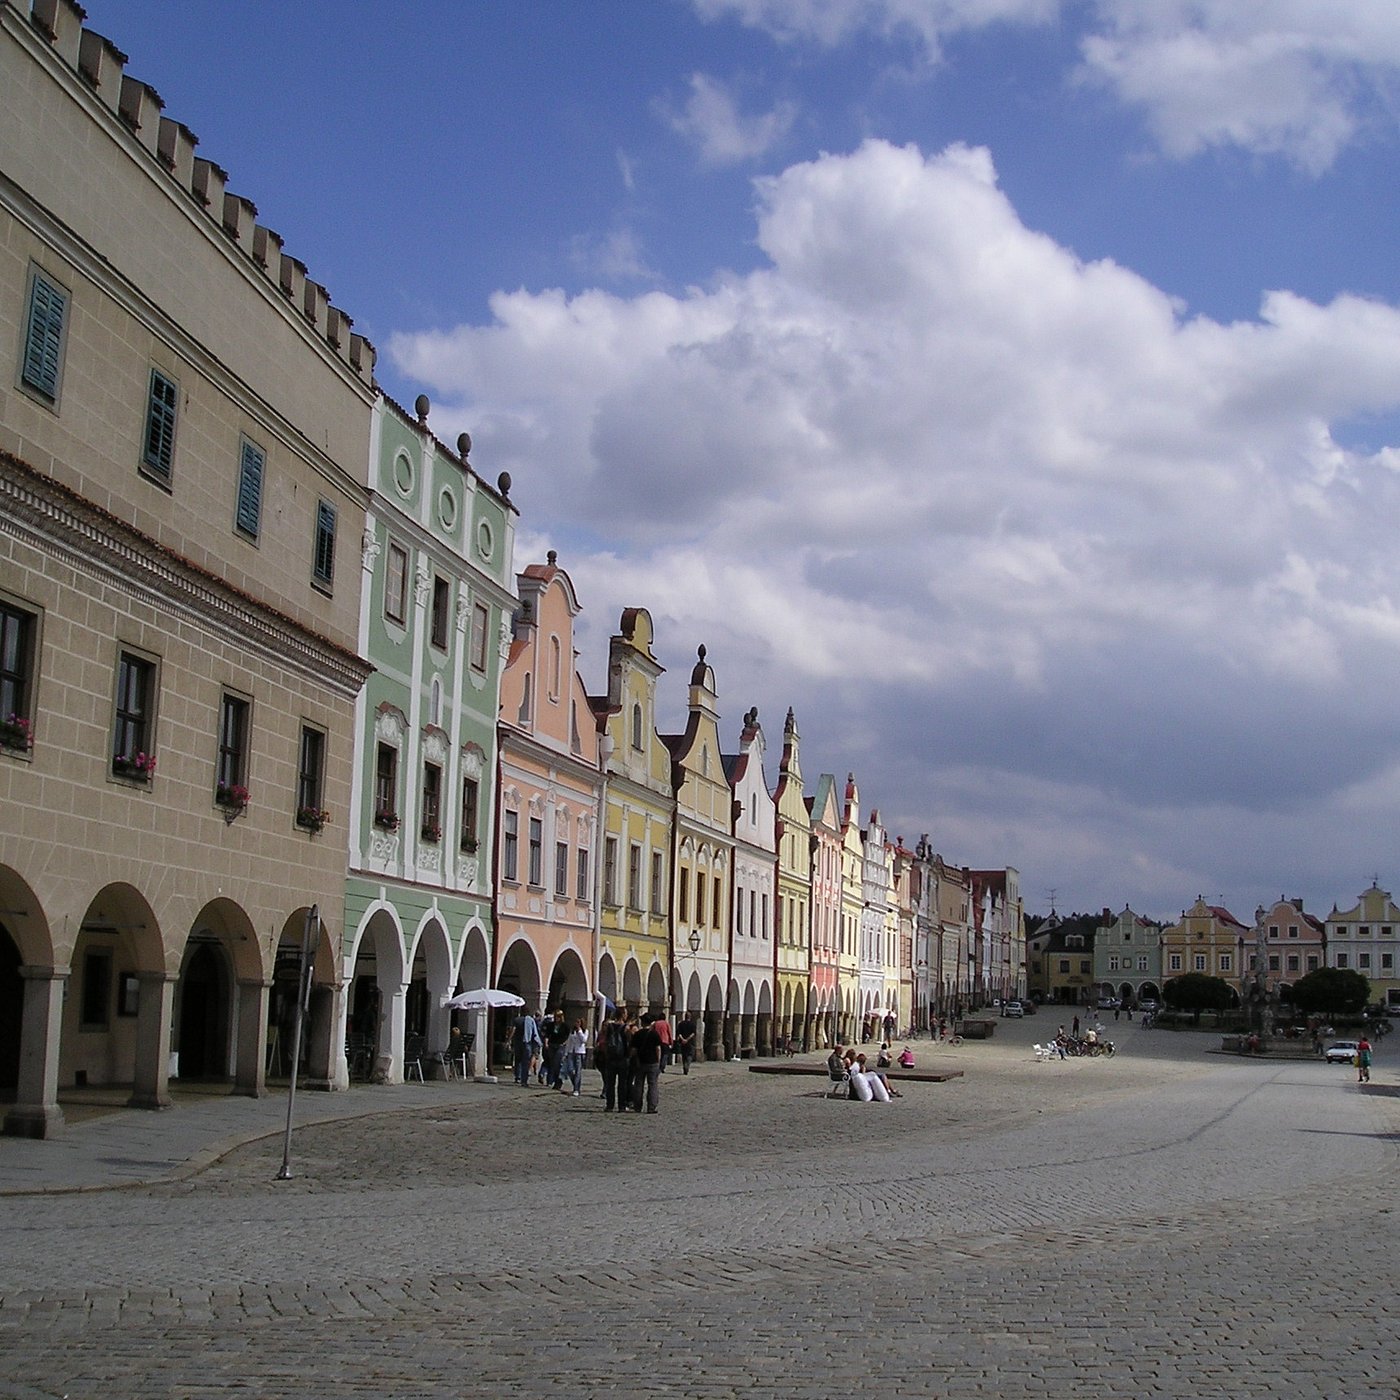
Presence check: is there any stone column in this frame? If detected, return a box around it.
[374,977,407,1083]
[307,980,348,1091]
[3,966,67,1139]
[234,978,270,1098]
[128,970,177,1110]
[703,1009,723,1061]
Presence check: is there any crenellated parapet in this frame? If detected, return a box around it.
[14,0,377,389]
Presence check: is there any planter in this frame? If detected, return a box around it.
[373,812,400,832]
[215,783,249,813]
[296,806,329,833]
[0,714,34,752]
[113,752,156,781]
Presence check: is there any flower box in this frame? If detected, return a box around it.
[0,713,34,752]
[373,811,400,832]
[420,822,442,843]
[113,751,156,780]
[215,782,250,812]
[296,806,330,833]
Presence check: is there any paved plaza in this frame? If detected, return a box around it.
[1,1017,1397,1399]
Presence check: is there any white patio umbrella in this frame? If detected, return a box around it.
[442,988,525,1011]
[441,989,525,1084]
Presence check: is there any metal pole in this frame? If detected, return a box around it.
[275,903,318,1181]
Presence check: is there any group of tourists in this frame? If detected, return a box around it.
[827,1044,902,1102]
[507,1007,703,1114]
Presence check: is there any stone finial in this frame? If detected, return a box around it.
[457,432,472,462]
[497,471,511,499]
[547,549,557,567]
[414,394,430,427]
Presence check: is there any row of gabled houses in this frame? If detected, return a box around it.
[0,0,1021,1138]
[1029,889,1400,1011]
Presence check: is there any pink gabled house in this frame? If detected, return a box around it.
[493,553,601,1058]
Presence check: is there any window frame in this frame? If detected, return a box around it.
[234,437,266,541]
[373,742,399,827]
[296,723,327,826]
[111,647,158,782]
[384,541,409,625]
[502,809,519,882]
[215,689,251,802]
[470,602,490,672]
[555,839,569,898]
[312,498,337,591]
[527,816,543,887]
[460,776,479,852]
[650,851,664,914]
[140,366,179,486]
[576,844,591,902]
[0,595,40,755]
[17,264,70,408]
[430,575,450,649]
[627,842,643,912]
[420,760,443,842]
[603,835,619,907]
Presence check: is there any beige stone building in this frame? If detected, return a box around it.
[0,0,375,1135]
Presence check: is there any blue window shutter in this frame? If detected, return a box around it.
[22,274,67,401]
[235,440,264,537]
[143,370,177,481]
[314,499,336,583]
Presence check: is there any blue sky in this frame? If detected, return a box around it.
[104,1,1400,923]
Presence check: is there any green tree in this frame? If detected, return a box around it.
[1162,973,1236,1023]
[1289,967,1369,1017]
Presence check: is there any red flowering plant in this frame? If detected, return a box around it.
[296,805,330,832]
[1,713,34,752]
[215,781,250,812]
[113,750,156,780]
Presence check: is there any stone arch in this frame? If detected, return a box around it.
[646,960,667,1015]
[406,914,453,1052]
[547,944,591,1023]
[597,950,618,1006]
[270,906,341,1088]
[346,904,407,1083]
[64,883,165,1103]
[496,935,543,1073]
[704,973,725,1060]
[622,956,643,1011]
[456,919,491,993]
[0,867,56,1130]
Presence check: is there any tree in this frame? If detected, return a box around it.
[1289,967,1369,1017]
[1162,973,1236,1023]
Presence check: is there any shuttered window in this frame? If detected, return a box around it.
[235,439,265,539]
[313,499,336,587]
[142,369,178,483]
[21,270,68,403]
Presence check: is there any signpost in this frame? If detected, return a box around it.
[275,903,318,1181]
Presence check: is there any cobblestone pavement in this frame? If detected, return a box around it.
[2,1020,1398,1398]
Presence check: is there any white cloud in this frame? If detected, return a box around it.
[1078,2,1400,172]
[692,0,1058,59]
[390,138,1400,909]
[662,72,797,166]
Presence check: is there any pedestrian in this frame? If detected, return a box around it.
[600,1011,630,1112]
[1357,1035,1373,1083]
[632,1013,664,1113]
[1072,1014,1080,1035]
[510,1008,542,1087]
[561,1018,588,1097]
[654,1012,673,1071]
[675,1013,697,1074]
[1114,1006,1120,1023]
[543,1009,568,1086]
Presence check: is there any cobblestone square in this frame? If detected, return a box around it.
[2,1022,1397,1398]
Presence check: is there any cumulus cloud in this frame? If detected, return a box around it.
[390,138,1400,912]
[1080,0,1400,173]
[661,72,797,166]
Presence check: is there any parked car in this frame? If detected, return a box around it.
[1137,999,1159,1014]
[1325,1040,1360,1064]
[1097,997,1119,1010]
[1002,1000,1024,1018]
[1020,998,1037,1015]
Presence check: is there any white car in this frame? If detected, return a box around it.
[1097,997,1119,1010]
[1001,1000,1024,1018]
[1325,1041,1359,1064]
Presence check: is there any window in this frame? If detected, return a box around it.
[1286,955,1299,973]
[421,762,442,841]
[430,576,450,648]
[1336,952,1349,969]
[80,949,111,1031]
[0,600,37,750]
[548,636,562,701]
[631,703,643,750]
[215,692,250,802]
[628,844,642,910]
[385,543,408,624]
[312,499,337,588]
[527,817,543,886]
[1360,926,1371,937]
[1359,952,1371,969]
[460,777,479,851]
[714,876,722,929]
[1288,926,1298,938]
[1267,925,1278,939]
[235,438,265,539]
[604,836,619,905]
[1080,959,1090,974]
[1058,959,1070,974]
[111,650,156,779]
[503,810,519,881]
[141,368,178,484]
[678,867,689,922]
[1109,956,1119,971]
[296,724,326,824]
[577,845,590,901]
[696,872,707,926]
[555,840,569,897]
[651,851,664,913]
[373,743,398,826]
[1383,952,1394,970]
[761,893,769,940]
[19,267,68,405]
[1218,954,1231,973]
[1169,953,1182,971]
[1193,954,1207,972]
[1307,955,1319,971]
[1268,955,1280,972]
[471,602,489,671]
